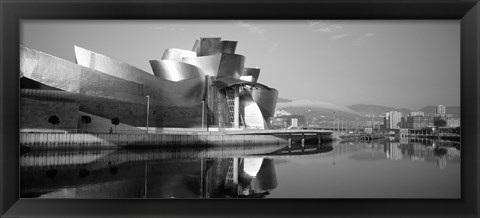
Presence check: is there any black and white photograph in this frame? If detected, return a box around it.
[19,20,461,199]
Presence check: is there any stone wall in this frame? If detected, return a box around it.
[20,98,79,130]
[21,89,203,128]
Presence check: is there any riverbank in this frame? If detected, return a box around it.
[20,132,288,150]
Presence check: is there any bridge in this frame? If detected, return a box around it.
[225,129,333,147]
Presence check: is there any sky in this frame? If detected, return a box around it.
[20,20,460,110]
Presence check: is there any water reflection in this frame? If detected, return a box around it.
[335,138,460,169]
[20,138,460,198]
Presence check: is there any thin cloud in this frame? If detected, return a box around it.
[309,21,343,33]
[151,26,185,31]
[331,34,348,40]
[316,27,336,33]
[354,33,377,46]
[238,21,266,35]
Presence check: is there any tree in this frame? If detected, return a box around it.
[434,117,447,128]
[81,115,92,132]
[111,117,120,133]
[48,115,60,132]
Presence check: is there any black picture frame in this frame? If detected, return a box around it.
[1,0,479,217]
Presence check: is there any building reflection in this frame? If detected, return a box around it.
[20,143,333,198]
[335,139,459,169]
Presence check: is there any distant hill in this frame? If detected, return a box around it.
[348,104,411,116]
[419,106,460,117]
[277,97,292,103]
[276,99,361,119]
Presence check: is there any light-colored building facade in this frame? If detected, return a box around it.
[436,105,446,116]
[409,111,425,117]
[446,117,460,128]
[388,111,403,130]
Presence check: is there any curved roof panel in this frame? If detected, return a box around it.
[74,45,206,106]
[221,41,238,54]
[182,53,245,79]
[250,88,279,118]
[149,60,204,82]
[161,48,197,62]
[240,90,266,129]
[242,68,260,83]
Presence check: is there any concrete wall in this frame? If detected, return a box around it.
[20,98,79,130]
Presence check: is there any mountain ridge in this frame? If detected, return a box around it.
[275,98,460,118]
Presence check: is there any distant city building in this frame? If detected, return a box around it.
[399,128,409,136]
[274,109,291,117]
[387,111,402,130]
[409,111,424,117]
[271,115,305,129]
[404,115,434,129]
[364,127,373,134]
[446,117,460,128]
[436,105,446,116]
[384,112,390,129]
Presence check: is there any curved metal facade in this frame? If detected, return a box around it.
[74,46,206,106]
[21,37,279,129]
[198,37,222,56]
[217,53,244,79]
[181,54,222,77]
[20,47,144,101]
[182,53,244,79]
[220,41,238,54]
[242,68,261,83]
[161,48,197,62]
[240,90,265,129]
[149,60,204,81]
[249,88,279,119]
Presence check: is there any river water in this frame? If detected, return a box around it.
[20,138,460,198]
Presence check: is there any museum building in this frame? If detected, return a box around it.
[20,37,279,132]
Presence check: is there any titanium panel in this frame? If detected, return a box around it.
[199,37,222,56]
[192,39,200,53]
[221,41,238,54]
[240,90,265,129]
[217,53,244,79]
[20,47,144,102]
[182,53,244,78]
[249,88,279,118]
[181,54,222,77]
[242,68,261,83]
[74,46,206,106]
[149,60,204,81]
[161,48,197,62]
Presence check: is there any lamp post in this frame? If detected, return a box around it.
[201,100,205,130]
[333,112,336,132]
[146,95,150,134]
